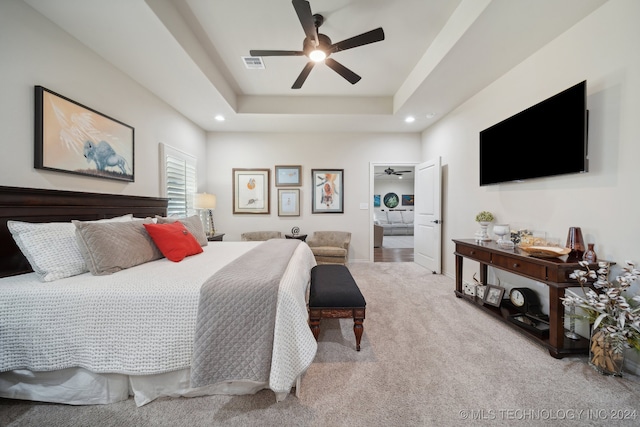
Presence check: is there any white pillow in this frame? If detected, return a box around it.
[7,221,87,282]
[387,211,403,224]
[401,211,414,224]
[7,214,135,282]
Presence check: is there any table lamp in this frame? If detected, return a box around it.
[193,193,216,237]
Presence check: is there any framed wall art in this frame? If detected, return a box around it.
[402,194,414,206]
[232,168,270,214]
[373,194,381,207]
[311,169,343,214]
[278,189,300,216]
[383,192,399,209]
[34,86,134,182]
[275,165,302,187]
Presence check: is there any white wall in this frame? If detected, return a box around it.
[0,0,207,197]
[423,0,640,280]
[205,132,421,261]
[421,0,640,368]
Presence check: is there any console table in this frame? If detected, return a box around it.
[453,239,595,359]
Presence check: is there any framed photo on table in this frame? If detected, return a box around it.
[278,189,300,216]
[484,285,505,307]
[232,168,270,214]
[311,169,343,213]
[34,86,134,182]
[275,165,302,187]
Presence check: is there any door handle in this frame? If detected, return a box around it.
[431,219,441,224]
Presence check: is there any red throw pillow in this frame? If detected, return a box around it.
[143,221,203,262]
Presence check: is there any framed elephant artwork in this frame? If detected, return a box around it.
[35,86,135,182]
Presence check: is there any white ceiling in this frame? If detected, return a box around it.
[24,0,607,133]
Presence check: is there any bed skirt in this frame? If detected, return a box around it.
[0,367,300,406]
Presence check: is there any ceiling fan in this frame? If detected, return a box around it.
[377,167,412,176]
[249,0,385,89]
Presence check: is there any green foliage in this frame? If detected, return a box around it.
[475,211,494,222]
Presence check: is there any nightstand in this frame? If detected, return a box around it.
[207,233,225,242]
[285,234,307,242]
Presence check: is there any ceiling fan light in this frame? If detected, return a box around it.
[309,49,326,62]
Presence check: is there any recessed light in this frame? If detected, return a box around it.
[404,116,415,123]
[214,115,225,122]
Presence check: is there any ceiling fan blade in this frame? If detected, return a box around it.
[292,0,318,46]
[292,61,315,89]
[250,50,304,57]
[325,58,361,85]
[331,27,385,53]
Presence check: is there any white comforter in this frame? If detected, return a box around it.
[0,242,317,401]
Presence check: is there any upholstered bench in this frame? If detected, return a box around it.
[309,265,366,351]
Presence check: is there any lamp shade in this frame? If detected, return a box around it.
[193,193,216,210]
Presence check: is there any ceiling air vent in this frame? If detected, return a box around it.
[242,56,265,69]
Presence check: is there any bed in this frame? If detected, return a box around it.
[0,186,317,406]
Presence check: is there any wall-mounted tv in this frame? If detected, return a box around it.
[479,81,588,186]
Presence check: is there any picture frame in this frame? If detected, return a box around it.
[311,169,344,214]
[278,189,300,216]
[275,165,302,187]
[34,86,134,182]
[373,194,381,207]
[402,194,414,206]
[475,285,487,304]
[232,168,270,214]
[484,285,506,307]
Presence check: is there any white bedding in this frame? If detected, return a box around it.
[0,241,318,406]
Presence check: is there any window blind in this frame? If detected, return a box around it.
[159,143,197,217]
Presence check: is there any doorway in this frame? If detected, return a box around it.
[371,163,417,262]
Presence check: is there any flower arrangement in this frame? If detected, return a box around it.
[562,261,640,357]
[475,211,494,223]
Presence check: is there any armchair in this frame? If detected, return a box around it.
[373,225,383,248]
[306,231,351,265]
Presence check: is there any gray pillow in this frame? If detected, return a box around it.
[156,215,208,246]
[73,219,163,275]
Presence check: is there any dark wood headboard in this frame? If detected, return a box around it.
[0,186,168,278]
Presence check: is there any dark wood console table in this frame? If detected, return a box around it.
[453,239,595,359]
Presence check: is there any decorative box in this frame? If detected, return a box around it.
[462,282,476,297]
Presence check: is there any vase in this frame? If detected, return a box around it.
[583,243,597,263]
[566,226,585,260]
[589,328,624,376]
[475,221,491,242]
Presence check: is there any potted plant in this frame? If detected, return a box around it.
[474,211,494,241]
[562,261,640,376]
[475,211,494,223]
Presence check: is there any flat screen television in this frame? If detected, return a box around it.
[479,80,588,186]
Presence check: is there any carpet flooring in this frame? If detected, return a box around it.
[2,262,640,426]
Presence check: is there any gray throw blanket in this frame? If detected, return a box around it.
[190,239,301,388]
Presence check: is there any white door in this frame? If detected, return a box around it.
[414,158,442,273]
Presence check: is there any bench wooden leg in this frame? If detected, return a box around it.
[309,307,365,350]
[353,308,365,351]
